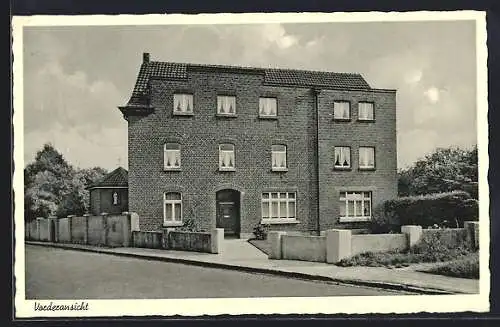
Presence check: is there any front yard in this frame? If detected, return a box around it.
[248,231,479,280]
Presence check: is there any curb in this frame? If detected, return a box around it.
[25,241,460,295]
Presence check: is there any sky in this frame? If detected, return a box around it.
[22,19,478,171]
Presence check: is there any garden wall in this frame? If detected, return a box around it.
[269,222,480,264]
[26,215,223,254]
[26,214,132,247]
[168,231,213,253]
[351,234,407,256]
[57,218,71,243]
[281,235,326,262]
[132,231,163,249]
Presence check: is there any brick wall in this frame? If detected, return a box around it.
[90,188,128,215]
[317,89,398,230]
[126,69,397,234]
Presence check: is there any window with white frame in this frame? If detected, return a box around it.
[272,145,287,171]
[333,101,350,120]
[334,146,351,168]
[219,144,235,170]
[164,192,182,224]
[261,192,296,221]
[259,97,277,117]
[339,191,372,221]
[358,102,374,121]
[173,94,193,114]
[359,147,375,169]
[217,95,236,115]
[164,143,181,170]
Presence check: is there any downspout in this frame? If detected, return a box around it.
[313,88,321,236]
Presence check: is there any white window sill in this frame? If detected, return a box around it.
[338,217,371,223]
[163,221,183,227]
[173,112,194,116]
[164,167,181,171]
[272,168,288,172]
[216,113,237,118]
[259,115,278,120]
[261,219,300,225]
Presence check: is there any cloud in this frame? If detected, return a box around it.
[404,69,423,84]
[21,22,477,171]
[424,87,440,103]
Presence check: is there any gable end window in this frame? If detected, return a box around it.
[259,97,277,117]
[164,143,181,170]
[271,145,287,171]
[164,192,182,225]
[173,94,193,115]
[217,96,236,115]
[339,191,372,222]
[358,102,374,121]
[219,144,235,171]
[334,146,351,169]
[359,147,375,169]
[333,101,350,120]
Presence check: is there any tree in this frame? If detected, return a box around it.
[24,144,75,221]
[398,145,478,199]
[24,143,108,220]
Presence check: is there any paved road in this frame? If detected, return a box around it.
[25,245,401,299]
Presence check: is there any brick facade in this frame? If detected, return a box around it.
[120,54,397,236]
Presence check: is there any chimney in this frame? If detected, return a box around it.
[143,52,150,63]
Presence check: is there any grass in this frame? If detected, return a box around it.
[424,253,479,279]
[248,238,270,255]
[337,231,474,268]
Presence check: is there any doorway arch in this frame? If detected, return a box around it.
[215,189,241,238]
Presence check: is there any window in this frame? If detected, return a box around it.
[359,147,375,169]
[259,97,277,117]
[173,94,193,114]
[272,145,287,171]
[358,102,374,121]
[334,101,350,120]
[217,96,236,115]
[164,192,182,224]
[339,191,372,222]
[219,144,235,171]
[164,143,181,170]
[261,192,296,222]
[334,146,351,169]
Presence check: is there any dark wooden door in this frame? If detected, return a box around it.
[216,190,240,236]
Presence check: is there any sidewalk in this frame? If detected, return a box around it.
[25,240,479,295]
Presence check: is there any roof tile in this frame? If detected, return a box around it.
[125,61,371,107]
[88,167,128,189]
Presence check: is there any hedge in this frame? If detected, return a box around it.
[371,191,478,233]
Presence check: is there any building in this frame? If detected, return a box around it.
[119,53,397,238]
[87,167,129,215]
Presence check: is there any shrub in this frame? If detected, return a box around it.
[252,224,269,240]
[176,218,201,232]
[426,253,479,279]
[337,229,474,267]
[370,191,478,233]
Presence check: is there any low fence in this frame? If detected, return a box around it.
[132,228,223,254]
[269,221,480,264]
[25,213,132,247]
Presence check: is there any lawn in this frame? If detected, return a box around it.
[248,239,270,255]
[423,253,479,279]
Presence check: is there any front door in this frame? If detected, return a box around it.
[216,189,240,237]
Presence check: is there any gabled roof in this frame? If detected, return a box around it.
[87,167,128,189]
[123,56,372,107]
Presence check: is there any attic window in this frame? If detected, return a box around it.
[173,94,193,115]
[217,96,236,116]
